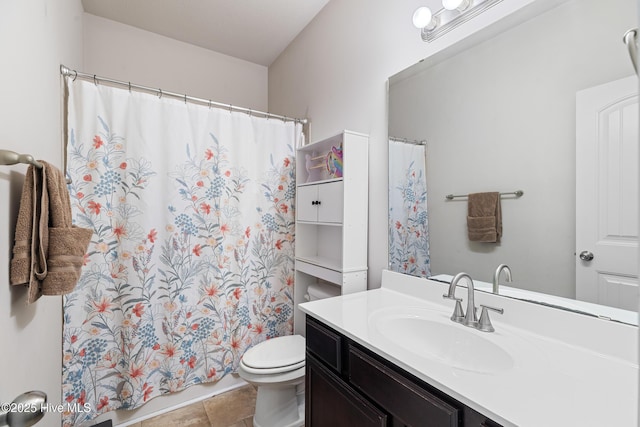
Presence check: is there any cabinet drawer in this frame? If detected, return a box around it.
[466,408,503,427]
[307,354,387,427]
[349,345,459,427]
[306,316,342,372]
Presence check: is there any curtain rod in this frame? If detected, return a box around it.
[60,65,308,125]
[389,136,427,146]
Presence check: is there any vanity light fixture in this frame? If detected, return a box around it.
[412,7,438,31]
[413,0,504,42]
[442,0,469,11]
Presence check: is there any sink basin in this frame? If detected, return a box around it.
[369,307,515,375]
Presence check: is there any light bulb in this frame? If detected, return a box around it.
[442,0,470,11]
[412,7,433,29]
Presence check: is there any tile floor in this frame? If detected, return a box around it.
[128,385,257,427]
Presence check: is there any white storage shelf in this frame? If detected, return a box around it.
[297,133,345,185]
[294,130,369,334]
[295,223,343,271]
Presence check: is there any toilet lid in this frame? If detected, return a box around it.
[242,335,305,369]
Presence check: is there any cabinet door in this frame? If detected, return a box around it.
[317,181,343,223]
[307,354,387,427]
[297,185,319,222]
[297,181,344,223]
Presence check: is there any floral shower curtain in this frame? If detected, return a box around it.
[62,79,301,426]
[388,139,430,278]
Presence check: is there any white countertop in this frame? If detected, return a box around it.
[299,270,639,427]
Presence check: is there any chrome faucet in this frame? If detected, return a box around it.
[443,272,478,327]
[443,272,504,332]
[492,264,512,294]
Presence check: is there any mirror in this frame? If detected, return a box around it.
[388,0,638,325]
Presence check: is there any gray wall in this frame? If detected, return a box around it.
[0,1,83,425]
[268,0,549,289]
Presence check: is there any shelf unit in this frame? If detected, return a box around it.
[294,130,369,334]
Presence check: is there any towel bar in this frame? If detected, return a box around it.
[0,149,72,183]
[446,190,524,200]
[0,149,43,169]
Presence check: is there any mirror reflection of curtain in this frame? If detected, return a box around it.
[388,139,430,277]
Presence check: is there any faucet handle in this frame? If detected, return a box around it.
[443,295,465,323]
[478,304,504,332]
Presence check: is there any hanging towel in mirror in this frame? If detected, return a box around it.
[467,192,502,243]
[10,161,92,303]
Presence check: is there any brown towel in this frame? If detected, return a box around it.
[10,161,93,303]
[10,165,40,301]
[467,192,502,243]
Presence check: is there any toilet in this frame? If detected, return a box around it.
[238,282,339,427]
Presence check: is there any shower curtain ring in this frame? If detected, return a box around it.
[208,100,212,109]
[128,82,132,93]
[184,94,187,104]
[93,75,98,85]
[158,89,163,99]
[72,71,77,82]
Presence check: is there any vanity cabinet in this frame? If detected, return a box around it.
[294,131,369,334]
[305,316,503,427]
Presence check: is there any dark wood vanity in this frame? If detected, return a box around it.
[305,315,503,427]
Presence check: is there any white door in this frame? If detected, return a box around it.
[576,76,639,310]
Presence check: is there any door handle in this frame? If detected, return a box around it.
[579,251,594,261]
[0,390,47,426]
[623,28,638,75]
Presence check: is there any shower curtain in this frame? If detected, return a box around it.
[61,79,301,426]
[388,139,430,278]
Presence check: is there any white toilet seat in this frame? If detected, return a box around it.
[240,359,305,375]
[242,335,305,369]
